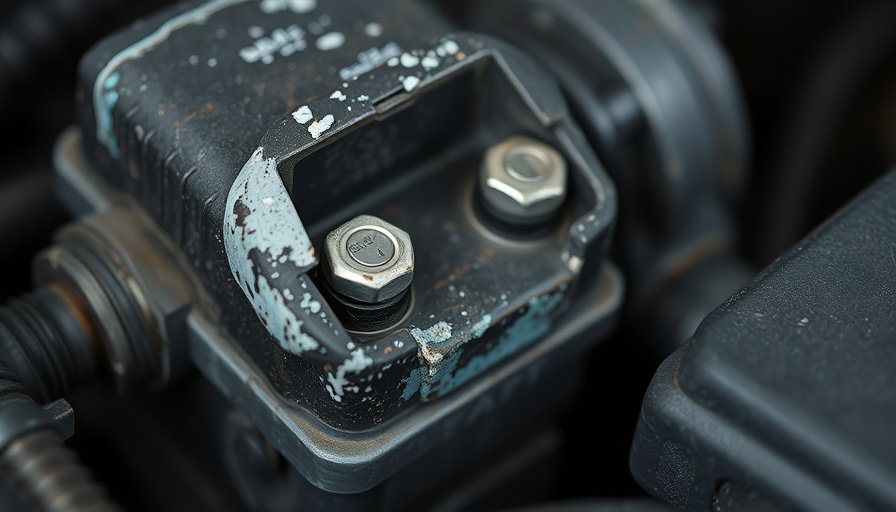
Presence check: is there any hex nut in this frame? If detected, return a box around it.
[479,135,567,223]
[323,215,414,304]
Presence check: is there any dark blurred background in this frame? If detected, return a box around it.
[1,0,895,508]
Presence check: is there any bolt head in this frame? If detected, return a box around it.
[323,215,414,303]
[480,136,567,223]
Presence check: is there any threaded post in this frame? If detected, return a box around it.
[1,429,120,512]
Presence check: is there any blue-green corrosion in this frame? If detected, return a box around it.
[401,292,564,400]
[100,72,121,158]
[471,314,491,338]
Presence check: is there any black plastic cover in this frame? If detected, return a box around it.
[630,170,896,511]
[73,0,616,431]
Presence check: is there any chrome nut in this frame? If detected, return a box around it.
[323,215,414,304]
[479,135,567,223]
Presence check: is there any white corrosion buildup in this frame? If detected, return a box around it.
[326,349,373,402]
[240,24,306,64]
[224,147,319,355]
[260,0,316,14]
[400,53,419,67]
[401,76,420,92]
[440,39,460,55]
[292,105,313,124]
[316,32,345,51]
[421,54,439,70]
[472,314,491,339]
[338,42,402,80]
[365,22,383,37]
[330,90,347,101]
[411,321,452,370]
[300,292,322,314]
[308,114,334,139]
[410,321,452,345]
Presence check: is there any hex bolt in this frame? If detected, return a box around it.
[479,135,567,225]
[323,215,414,305]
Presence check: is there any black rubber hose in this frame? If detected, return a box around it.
[0,286,97,404]
[0,296,120,512]
[0,360,32,407]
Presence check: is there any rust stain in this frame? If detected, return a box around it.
[638,16,654,33]
[197,102,215,120]
[174,102,216,126]
[433,264,469,290]
[478,246,499,261]
[432,246,499,291]
[363,275,374,281]
[323,363,333,373]
[719,157,739,185]
[178,111,197,125]
[283,79,298,111]
[277,365,293,385]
